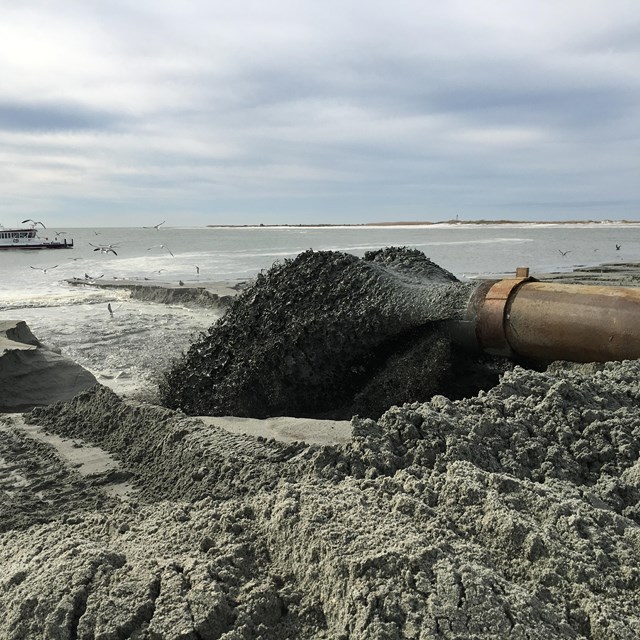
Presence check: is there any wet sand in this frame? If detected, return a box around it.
[2,261,640,638]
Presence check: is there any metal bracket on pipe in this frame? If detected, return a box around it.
[476,267,534,356]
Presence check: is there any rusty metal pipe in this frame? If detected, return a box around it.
[451,268,640,362]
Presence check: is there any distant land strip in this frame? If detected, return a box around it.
[206,219,640,228]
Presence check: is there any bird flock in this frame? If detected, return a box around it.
[28,222,201,319]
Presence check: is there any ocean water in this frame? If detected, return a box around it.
[1,223,638,396]
[2,223,638,307]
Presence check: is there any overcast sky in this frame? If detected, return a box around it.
[1,0,638,227]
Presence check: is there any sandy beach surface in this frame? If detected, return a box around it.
[2,260,640,638]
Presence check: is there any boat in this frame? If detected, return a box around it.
[0,224,74,250]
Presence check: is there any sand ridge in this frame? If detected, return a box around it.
[1,360,639,637]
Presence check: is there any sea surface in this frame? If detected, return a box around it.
[1,223,639,396]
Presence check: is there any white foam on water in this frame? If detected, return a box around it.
[0,297,221,396]
[0,288,125,311]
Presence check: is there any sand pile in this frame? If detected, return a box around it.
[160,248,504,419]
[2,357,639,638]
[0,319,97,411]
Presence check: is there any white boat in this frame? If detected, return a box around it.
[0,224,74,250]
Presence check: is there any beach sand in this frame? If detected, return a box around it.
[2,261,640,638]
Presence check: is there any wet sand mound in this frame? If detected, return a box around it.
[160,248,493,419]
[0,320,97,411]
[66,277,242,309]
[3,362,639,638]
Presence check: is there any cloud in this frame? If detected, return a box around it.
[0,102,121,132]
[0,0,638,225]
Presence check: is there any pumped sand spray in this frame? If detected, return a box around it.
[161,248,640,419]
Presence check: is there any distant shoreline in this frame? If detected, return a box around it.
[206,219,640,229]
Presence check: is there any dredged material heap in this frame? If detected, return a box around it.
[160,247,480,418]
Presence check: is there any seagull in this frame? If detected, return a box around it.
[179,280,185,286]
[30,265,58,273]
[107,302,123,316]
[22,219,46,228]
[84,273,104,280]
[90,243,118,255]
[558,250,571,256]
[616,244,621,251]
[143,221,165,230]
[147,244,174,257]
[195,265,200,276]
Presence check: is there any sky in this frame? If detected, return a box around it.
[0,0,639,227]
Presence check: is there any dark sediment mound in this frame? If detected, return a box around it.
[66,277,242,310]
[4,360,640,638]
[160,248,502,419]
[124,284,236,308]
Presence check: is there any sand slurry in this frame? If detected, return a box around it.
[1,355,640,638]
[159,248,498,420]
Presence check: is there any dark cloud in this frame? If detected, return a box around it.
[341,52,638,130]
[0,101,120,132]
[208,46,638,144]
[425,84,637,131]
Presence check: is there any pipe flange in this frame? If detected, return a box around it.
[476,274,533,356]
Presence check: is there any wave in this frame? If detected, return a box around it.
[0,289,128,311]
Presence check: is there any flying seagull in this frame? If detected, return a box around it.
[30,265,58,273]
[143,221,165,230]
[22,219,46,228]
[558,250,571,256]
[107,302,123,316]
[84,273,104,280]
[147,244,174,257]
[616,244,621,251]
[90,242,118,255]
